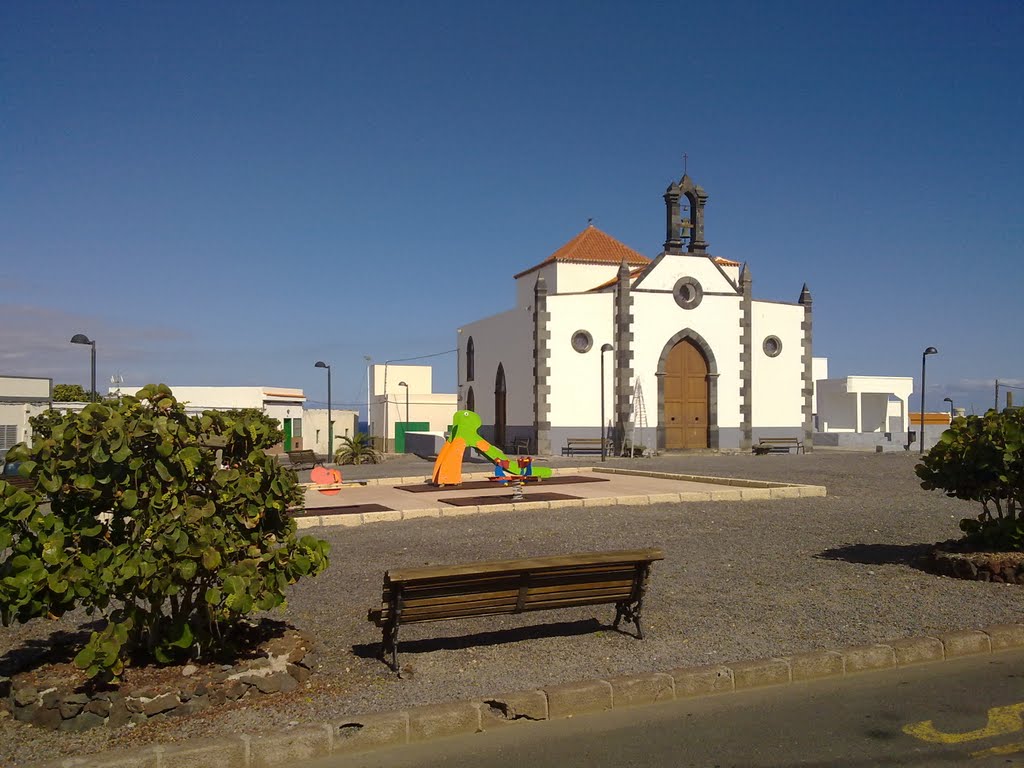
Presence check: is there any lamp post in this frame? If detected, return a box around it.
[920,346,938,454]
[943,396,954,420]
[600,343,613,462]
[70,334,96,402]
[314,361,332,462]
[398,381,409,424]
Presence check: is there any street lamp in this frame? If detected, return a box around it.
[943,396,954,419]
[600,343,614,462]
[314,361,332,462]
[70,334,96,402]
[398,381,409,424]
[920,346,938,454]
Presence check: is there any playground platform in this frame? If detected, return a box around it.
[294,466,826,530]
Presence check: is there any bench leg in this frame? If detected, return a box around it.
[613,599,645,639]
[381,619,400,674]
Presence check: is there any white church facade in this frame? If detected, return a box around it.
[457,174,813,455]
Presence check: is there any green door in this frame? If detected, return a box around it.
[395,421,430,453]
[283,418,293,452]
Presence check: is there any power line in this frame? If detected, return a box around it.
[383,349,456,364]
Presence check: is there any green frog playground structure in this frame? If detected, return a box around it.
[431,410,553,486]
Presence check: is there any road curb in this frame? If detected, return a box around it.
[31,622,1024,767]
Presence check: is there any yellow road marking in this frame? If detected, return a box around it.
[903,702,1024,744]
[971,739,1024,758]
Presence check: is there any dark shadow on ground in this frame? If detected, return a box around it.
[815,542,935,571]
[353,618,626,661]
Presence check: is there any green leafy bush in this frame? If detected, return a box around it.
[0,384,330,679]
[916,408,1024,551]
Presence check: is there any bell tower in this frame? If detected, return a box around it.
[663,173,709,254]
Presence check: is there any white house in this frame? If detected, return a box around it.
[458,173,814,454]
[0,376,52,454]
[110,386,308,452]
[303,408,359,459]
[367,365,457,452]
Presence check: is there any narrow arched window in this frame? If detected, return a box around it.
[466,386,475,412]
[466,337,475,382]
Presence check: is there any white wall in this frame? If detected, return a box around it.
[303,408,359,457]
[749,301,805,428]
[546,292,615,428]
[459,307,532,428]
[367,365,457,447]
[631,290,744,429]
[552,262,622,294]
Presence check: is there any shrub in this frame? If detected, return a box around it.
[334,433,381,465]
[0,384,330,679]
[916,408,1024,551]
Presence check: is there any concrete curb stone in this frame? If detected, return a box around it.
[28,622,1024,768]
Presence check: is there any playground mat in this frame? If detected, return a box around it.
[440,492,581,507]
[394,475,609,493]
[292,503,394,517]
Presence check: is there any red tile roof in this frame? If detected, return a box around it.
[513,225,651,279]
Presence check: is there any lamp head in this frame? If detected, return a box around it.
[600,343,614,353]
[398,381,408,387]
[70,334,94,346]
[943,397,953,404]
[924,346,938,356]
[314,361,329,370]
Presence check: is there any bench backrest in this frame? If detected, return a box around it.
[371,548,663,627]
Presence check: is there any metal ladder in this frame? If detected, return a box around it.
[627,379,652,457]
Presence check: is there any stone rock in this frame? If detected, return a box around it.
[287,663,311,683]
[59,699,85,719]
[107,698,132,728]
[60,711,105,732]
[0,676,11,698]
[193,682,209,697]
[40,689,62,709]
[129,687,159,699]
[251,671,297,694]
[13,685,38,707]
[142,693,179,717]
[182,664,198,677]
[224,679,249,701]
[85,698,112,718]
[208,687,226,706]
[30,704,62,730]
[13,704,35,723]
[126,697,146,713]
[173,695,210,717]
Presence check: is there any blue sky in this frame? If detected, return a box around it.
[2,1,1021,416]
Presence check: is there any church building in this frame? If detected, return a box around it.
[457,173,813,454]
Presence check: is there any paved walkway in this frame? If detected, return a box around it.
[295,465,826,529]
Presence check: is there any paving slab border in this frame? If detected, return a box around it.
[32,623,1024,768]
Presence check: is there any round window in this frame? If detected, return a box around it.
[763,335,782,357]
[673,277,703,310]
[571,330,593,353]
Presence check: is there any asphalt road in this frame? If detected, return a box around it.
[311,649,1024,768]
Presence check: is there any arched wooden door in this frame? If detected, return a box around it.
[494,364,507,448]
[664,339,709,449]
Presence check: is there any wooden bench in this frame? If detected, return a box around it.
[286,449,321,470]
[1,474,34,492]
[562,437,611,456]
[367,548,664,672]
[753,437,805,455]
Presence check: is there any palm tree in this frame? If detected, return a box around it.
[334,433,382,465]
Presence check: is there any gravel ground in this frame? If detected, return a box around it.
[2,450,1018,766]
